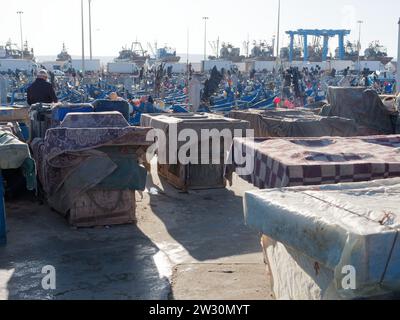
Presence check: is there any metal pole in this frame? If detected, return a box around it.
[17,11,24,60]
[397,18,400,94]
[81,0,85,76]
[203,17,209,61]
[88,0,93,60]
[357,20,363,75]
[246,34,249,58]
[289,34,294,62]
[322,35,329,62]
[187,28,189,66]
[187,27,189,82]
[272,35,276,58]
[276,0,281,58]
[217,36,220,59]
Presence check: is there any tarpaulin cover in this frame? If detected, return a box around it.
[31,112,151,214]
[0,129,31,169]
[0,126,36,191]
[60,111,130,128]
[226,135,400,189]
[320,87,395,135]
[141,113,249,135]
[244,178,400,299]
[92,99,130,121]
[228,109,357,138]
[51,103,94,122]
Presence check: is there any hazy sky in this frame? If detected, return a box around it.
[1,0,400,58]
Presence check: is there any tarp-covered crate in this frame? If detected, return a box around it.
[226,135,400,189]
[1,125,37,244]
[141,113,249,190]
[228,109,357,138]
[244,178,400,300]
[32,112,152,227]
[320,87,396,135]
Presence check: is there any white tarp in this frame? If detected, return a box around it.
[107,62,138,74]
[244,178,400,300]
[71,59,101,72]
[202,60,233,72]
[0,59,36,72]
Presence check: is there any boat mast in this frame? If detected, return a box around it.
[276,0,281,59]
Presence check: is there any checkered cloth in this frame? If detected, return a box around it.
[225,135,400,189]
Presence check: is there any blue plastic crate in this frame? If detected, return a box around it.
[52,104,94,122]
[18,122,30,142]
[0,174,6,245]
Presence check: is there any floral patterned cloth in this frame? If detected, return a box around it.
[31,112,152,213]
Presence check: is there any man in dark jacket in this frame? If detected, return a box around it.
[27,69,58,105]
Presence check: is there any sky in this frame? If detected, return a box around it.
[1,0,400,59]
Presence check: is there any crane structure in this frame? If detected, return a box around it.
[286,29,351,62]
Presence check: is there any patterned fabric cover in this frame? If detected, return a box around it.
[60,112,129,128]
[226,135,400,189]
[31,114,152,214]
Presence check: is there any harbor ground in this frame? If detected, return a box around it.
[0,159,273,300]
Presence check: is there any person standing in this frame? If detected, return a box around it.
[27,69,58,105]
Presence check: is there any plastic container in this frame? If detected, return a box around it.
[92,99,130,121]
[18,122,30,142]
[52,103,94,122]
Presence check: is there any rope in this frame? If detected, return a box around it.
[300,190,399,286]
[301,191,395,226]
[379,231,399,285]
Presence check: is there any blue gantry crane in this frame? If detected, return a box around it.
[286,29,351,62]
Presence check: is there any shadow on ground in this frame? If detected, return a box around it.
[0,199,170,300]
[145,169,260,262]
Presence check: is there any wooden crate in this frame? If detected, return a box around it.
[158,162,226,191]
[157,138,228,190]
[68,189,136,227]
